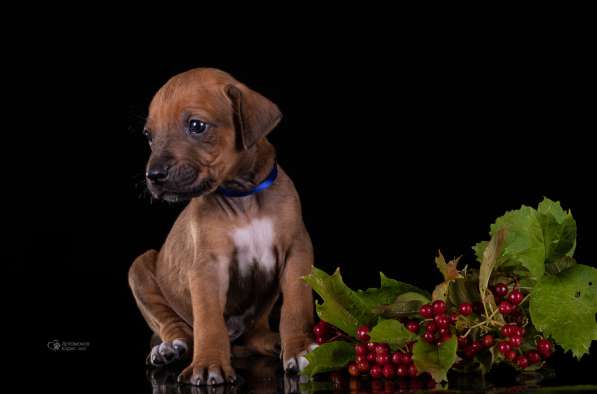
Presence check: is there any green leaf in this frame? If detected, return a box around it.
[412,336,458,383]
[479,228,507,312]
[529,264,597,359]
[537,198,577,263]
[447,271,481,308]
[379,272,431,299]
[545,256,577,275]
[357,272,430,310]
[473,241,488,263]
[369,319,416,351]
[300,341,355,377]
[490,205,546,280]
[303,267,376,335]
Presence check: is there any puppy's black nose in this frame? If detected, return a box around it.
[146,165,169,183]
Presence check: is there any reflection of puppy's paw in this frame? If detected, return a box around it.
[284,343,318,374]
[146,339,188,367]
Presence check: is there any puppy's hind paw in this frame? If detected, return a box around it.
[146,339,189,367]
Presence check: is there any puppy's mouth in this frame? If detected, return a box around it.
[149,179,216,202]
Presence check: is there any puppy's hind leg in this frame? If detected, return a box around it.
[129,250,192,367]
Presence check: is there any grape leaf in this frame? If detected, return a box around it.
[412,336,458,383]
[545,256,577,275]
[473,240,488,263]
[369,318,417,351]
[479,228,507,313]
[537,198,577,263]
[529,264,597,359]
[490,206,546,280]
[433,251,463,301]
[300,341,355,377]
[358,272,430,308]
[303,267,376,335]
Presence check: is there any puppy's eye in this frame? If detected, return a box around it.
[143,129,153,144]
[189,119,208,135]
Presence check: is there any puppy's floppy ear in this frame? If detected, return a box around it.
[225,84,282,150]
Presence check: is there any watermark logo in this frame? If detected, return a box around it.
[47,339,90,352]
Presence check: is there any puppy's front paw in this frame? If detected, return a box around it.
[283,342,318,374]
[177,360,236,386]
[146,339,189,367]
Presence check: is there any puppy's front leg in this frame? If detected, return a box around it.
[280,234,316,373]
[177,269,235,386]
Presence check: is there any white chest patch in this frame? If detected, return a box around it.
[231,218,276,277]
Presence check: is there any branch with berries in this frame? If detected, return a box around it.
[300,198,596,388]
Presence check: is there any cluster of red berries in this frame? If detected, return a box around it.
[313,320,345,344]
[346,324,435,386]
[492,282,525,317]
[417,299,457,345]
[496,323,553,369]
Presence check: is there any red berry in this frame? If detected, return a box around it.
[375,353,390,365]
[357,360,370,372]
[348,362,359,377]
[508,289,524,305]
[526,350,541,364]
[515,326,526,337]
[494,282,508,297]
[438,327,451,339]
[450,312,459,324]
[505,350,518,361]
[356,325,370,342]
[396,365,408,377]
[497,341,511,354]
[432,300,447,315]
[499,301,514,315]
[355,343,368,356]
[370,364,383,379]
[427,379,437,389]
[375,343,389,355]
[402,353,412,365]
[459,303,473,316]
[355,354,367,364]
[423,331,435,343]
[537,338,553,358]
[316,336,326,344]
[408,364,418,377]
[509,335,522,348]
[367,342,376,352]
[366,352,376,362]
[463,344,477,358]
[434,314,451,328]
[382,364,395,378]
[425,321,437,333]
[457,336,467,348]
[313,321,328,337]
[471,340,482,352]
[482,335,494,348]
[419,304,434,318]
[391,352,401,364]
[517,355,529,369]
[406,320,419,333]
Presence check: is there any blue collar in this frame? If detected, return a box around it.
[217,161,278,198]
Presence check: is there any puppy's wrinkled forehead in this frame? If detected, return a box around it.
[148,68,236,130]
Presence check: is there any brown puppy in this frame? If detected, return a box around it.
[128,68,315,386]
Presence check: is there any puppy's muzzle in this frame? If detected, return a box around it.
[146,160,209,201]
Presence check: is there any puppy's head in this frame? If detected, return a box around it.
[143,68,281,202]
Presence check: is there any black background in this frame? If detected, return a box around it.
[8,24,595,392]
